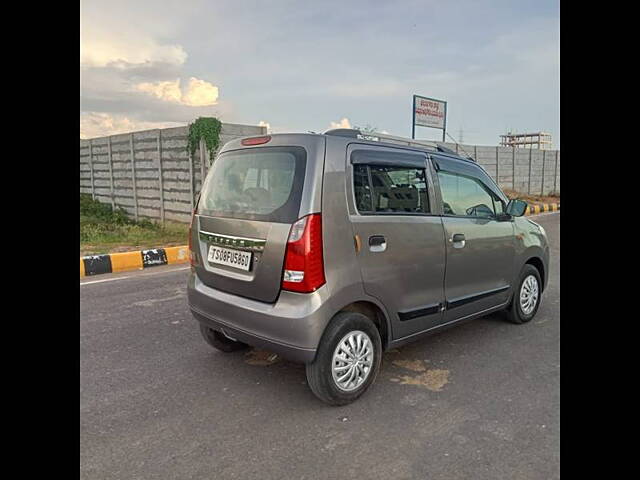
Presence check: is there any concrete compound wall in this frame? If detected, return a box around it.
[79,122,267,224]
[435,142,560,196]
[80,126,560,224]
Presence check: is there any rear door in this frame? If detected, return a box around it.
[347,144,447,340]
[431,155,515,321]
[192,141,315,303]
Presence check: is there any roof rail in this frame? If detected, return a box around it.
[323,128,361,138]
[324,128,439,150]
[323,128,477,163]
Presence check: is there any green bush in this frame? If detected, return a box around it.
[80,194,133,223]
[80,194,188,253]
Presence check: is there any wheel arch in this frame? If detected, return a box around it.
[335,300,392,350]
[524,256,546,292]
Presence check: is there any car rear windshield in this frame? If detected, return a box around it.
[197,146,307,223]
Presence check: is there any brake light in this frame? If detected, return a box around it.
[282,214,325,293]
[241,135,271,146]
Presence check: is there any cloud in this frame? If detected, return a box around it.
[80,3,190,69]
[135,77,219,106]
[182,78,220,106]
[80,0,558,146]
[80,9,222,138]
[136,79,183,103]
[329,117,351,129]
[80,112,183,139]
[81,34,187,68]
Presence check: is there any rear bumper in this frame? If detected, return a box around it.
[191,308,316,363]
[187,270,332,364]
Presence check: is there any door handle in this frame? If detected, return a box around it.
[450,233,466,248]
[369,235,387,252]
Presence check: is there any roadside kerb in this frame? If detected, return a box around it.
[81,246,188,277]
[525,202,560,216]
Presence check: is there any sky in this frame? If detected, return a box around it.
[80,0,560,147]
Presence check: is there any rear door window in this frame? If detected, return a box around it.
[353,164,430,214]
[198,146,306,223]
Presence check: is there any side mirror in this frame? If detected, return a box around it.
[506,199,528,217]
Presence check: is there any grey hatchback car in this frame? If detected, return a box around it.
[187,128,549,405]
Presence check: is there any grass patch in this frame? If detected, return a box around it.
[80,194,189,256]
[503,189,560,205]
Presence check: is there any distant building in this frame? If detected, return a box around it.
[499,131,552,150]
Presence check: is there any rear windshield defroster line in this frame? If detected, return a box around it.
[197,146,307,224]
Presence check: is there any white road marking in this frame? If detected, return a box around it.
[81,266,190,286]
[80,276,132,285]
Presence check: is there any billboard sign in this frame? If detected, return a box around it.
[412,95,447,140]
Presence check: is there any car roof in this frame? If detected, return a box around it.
[225,131,483,170]
[319,130,480,167]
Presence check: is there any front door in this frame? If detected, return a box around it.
[347,144,447,340]
[432,155,515,322]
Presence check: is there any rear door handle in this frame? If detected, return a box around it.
[450,233,466,248]
[369,235,387,252]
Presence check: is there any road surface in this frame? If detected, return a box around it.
[80,212,560,480]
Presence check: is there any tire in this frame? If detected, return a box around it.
[199,324,249,352]
[504,264,542,324]
[305,312,382,406]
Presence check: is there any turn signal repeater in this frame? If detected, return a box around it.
[354,234,362,253]
[281,214,325,293]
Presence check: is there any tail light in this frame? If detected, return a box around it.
[188,211,197,266]
[189,196,201,266]
[282,214,325,293]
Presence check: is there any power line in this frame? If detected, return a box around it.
[445,131,474,160]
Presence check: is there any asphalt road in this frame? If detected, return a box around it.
[80,212,560,480]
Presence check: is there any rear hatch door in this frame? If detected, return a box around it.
[193,144,308,303]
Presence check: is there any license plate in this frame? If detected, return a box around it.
[207,246,252,271]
